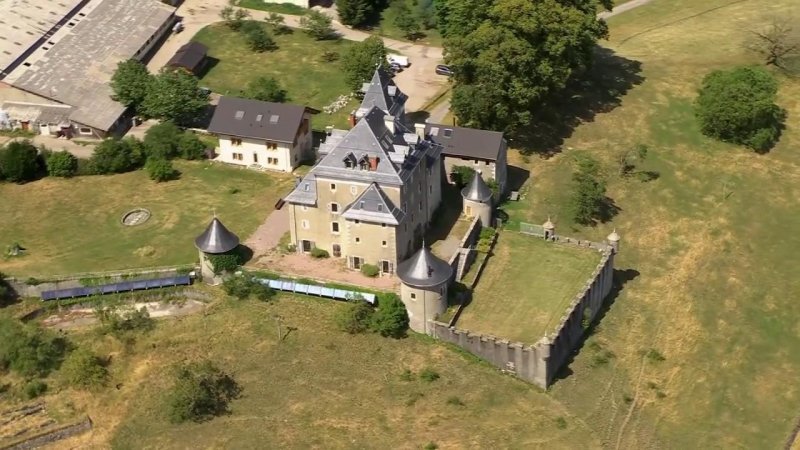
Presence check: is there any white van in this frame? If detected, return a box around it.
[387,54,410,67]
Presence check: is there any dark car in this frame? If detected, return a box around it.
[389,62,403,73]
[435,65,453,76]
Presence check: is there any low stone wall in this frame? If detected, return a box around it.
[5,417,92,450]
[430,237,616,389]
[447,216,482,281]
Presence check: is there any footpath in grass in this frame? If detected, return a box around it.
[457,231,601,343]
[0,161,291,278]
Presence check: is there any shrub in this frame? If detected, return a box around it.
[555,416,568,429]
[145,158,179,182]
[264,12,291,35]
[310,247,330,259]
[23,380,48,399]
[60,348,108,388]
[0,140,40,183]
[166,360,241,423]
[449,165,475,187]
[371,293,408,338]
[419,367,440,382]
[321,50,339,62]
[89,137,144,174]
[299,10,335,40]
[242,23,277,52]
[569,155,606,225]
[646,348,666,362]
[222,276,275,301]
[242,76,288,103]
[360,263,379,277]
[424,442,438,450]
[335,297,374,334]
[695,66,785,152]
[208,248,244,274]
[143,121,182,159]
[46,151,78,177]
[0,318,67,377]
[178,133,208,160]
[96,305,155,337]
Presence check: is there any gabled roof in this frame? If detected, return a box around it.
[167,41,208,72]
[425,123,505,161]
[358,68,407,117]
[462,172,493,203]
[397,244,453,288]
[283,173,317,206]
[341,183,405,225]
[208,96,318,143]
[195,217,240,254]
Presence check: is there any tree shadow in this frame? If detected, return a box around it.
[195,56,219,80]
[551,268,640,385]
[513,47,645,157]
[238,245,255,266]
[597,196,622,224]
[634,170,660,182]
[405,110,431,126]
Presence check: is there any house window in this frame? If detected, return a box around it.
[355,237,361,243]
[266,142,278,150]
[231,138,242,146]
[418,183,422,193]
[330,203,339,213]
[253,153,258,163]
[429,185,433,194]
[232,153,243,161]
[350,185,357,195]
[381,240,387,247]
[377,204,383,212]
[419,201,422,212]
[410,293,416,300]
[355,220,360,225]
[332,244,341,257]
[301,220,309,229]
[443,129,453,137]
[350,256,362,270]
[381,260,391,274]
[301,240,313,252]
[79,127,92,135]
[330,183,336,191]
[331,222,340,233]
[381,223,387,228]
[267,157,278,165]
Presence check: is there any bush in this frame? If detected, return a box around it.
[335,297,374,334]
[222,276,275,301]
[45,151,78,177]
[371,293,408,338]
[60,348,108,389]
[242,22,277,52]
[178,132,208,160]
[23,380,48,399]
[143,121,182,159]
[0,140,40,183]
[419,367,440,382]
[0,318,67,377]
[299,10,336,40]
[360,263,380,277]
[695,66,785,152]
[449,165,475,187]
[310,247,330,259]
[96,305,155,337]
[242,76,288,103]
[89,137,144,174]
[166,360,241,423]
[321,50,339,62]
[145,158,179,182]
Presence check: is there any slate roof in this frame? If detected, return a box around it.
[167,41,208,72]
[462,172,493,203]
[425,123,505,162]
[195,217,240,254]
[357,68,406,118]
[397,245,453,288]
[208,96,318,143]
[341,183,405,225]
[283,173,317,206]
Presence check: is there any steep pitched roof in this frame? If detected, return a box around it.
[283,173,317,206]
[425,123,505,162]
[194,217,240,254]
[462,172,493,203]
[358,68,407,117]
[208,96,318,143]
[397,245,453,288]
[341,183,405,225]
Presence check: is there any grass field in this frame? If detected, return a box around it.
[457,232,601,343]
[494,0,800,447]
[192,24,358,130]
[234,0,307,15]
[0,295,598,449]
[0,162,291,278]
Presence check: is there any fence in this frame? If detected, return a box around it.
[254,278,377,304]
[519,222,545,237]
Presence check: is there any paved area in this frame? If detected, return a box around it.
[245,207,290,257]
[254,251,399,290]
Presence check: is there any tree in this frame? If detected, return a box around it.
[178,132,208,160]
[299,10,336,40]
[220,6,250,30]
[143,121,182,159]
[371,294,408,338]
[110,60,153,110]
[335,297,374,334]
[60,348,108,389]
[89,138,144,174]
[569,155,606,225]
[394,3,421,40]
[0,140,40,183]
[166,360,241,423]
[145,158,179,182]
[0,318,67,377]
[241,22,277,52]
[341,35,389,92]
[444,0,612,133]
[337,0,374,28]
[264,12,291,35]
[141,69,210,126]
[46,151,78,177]
[749,18,799,69]
[695,66,785,152]
[242,76,288,103]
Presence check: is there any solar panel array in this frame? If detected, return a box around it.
[255,278,377,304]
[41,275,192,301]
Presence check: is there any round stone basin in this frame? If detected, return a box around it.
[121,208,151,227]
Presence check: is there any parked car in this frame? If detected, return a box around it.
[172,21,184,34]
[435,65,453,76]
[389,62,403,73]
[387,54,410,67]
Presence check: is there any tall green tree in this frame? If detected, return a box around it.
[569,155,606,225]
[341,35,389,92]
[143,121,182,159]
[0,140,40,183]
[89,137,145,174]
[241,22,277,52]
[242,76,288,103]
[394,3,421,40]
[695,66,785,152]
[371,294,408,338]
[444,0,612,133]
[337,0,374,28]
[141,69,210,126]
[299,10,336,40]
[110,60,153,110]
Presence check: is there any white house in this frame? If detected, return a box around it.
[207,96,319,173]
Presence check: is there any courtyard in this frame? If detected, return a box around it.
[456,231,601,344]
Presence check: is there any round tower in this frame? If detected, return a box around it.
[606,229,621,253]
[461,171,493,227]
[542,216,555,240]
[194,216,240,284]
[396,244,453,334]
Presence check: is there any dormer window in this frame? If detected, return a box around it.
[343,153,357,168]
[358,155,370,170]
[443,129,453,138]
[303,183,310,192]
[377,204,383,212]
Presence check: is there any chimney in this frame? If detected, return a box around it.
[384,115,395,134]
[414,122,426,139]
[369,156,379,171]
[348,112,357,128]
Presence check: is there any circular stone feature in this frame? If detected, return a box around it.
[121,208,151,227]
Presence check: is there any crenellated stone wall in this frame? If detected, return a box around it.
[447,215,482,281]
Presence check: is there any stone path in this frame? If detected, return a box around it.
[244,206,289,257]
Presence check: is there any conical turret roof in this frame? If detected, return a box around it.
[195,217,240,254]
[607,229,621,242]
[397,245,453,288]
[461,172,493,203]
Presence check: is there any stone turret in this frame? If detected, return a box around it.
[461,171,493,227]
[542,216,555,240]
[396,243,453,334]
[194,217,240,284]
[606,229,621,253]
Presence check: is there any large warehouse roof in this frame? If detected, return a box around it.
[5,0,174,131]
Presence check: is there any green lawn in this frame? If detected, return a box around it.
[457,231,601,343]
[0,162,291,278]
[233,0,307,15]
[191,23,358,130]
